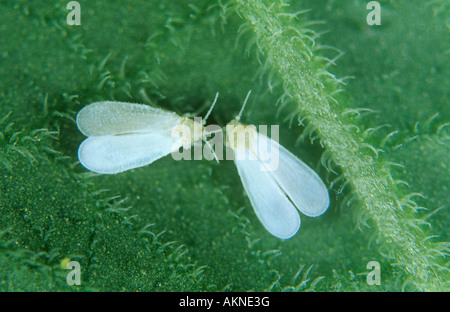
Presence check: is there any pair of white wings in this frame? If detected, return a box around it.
[77,101,329,239]
[232,132,329,239]
[77,101,188,174]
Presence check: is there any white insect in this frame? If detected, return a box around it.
[226,91,329,239]
[76,93,219,174]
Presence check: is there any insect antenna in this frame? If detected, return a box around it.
[202,92,220,163]
[236,90,252,122]
[203,92,219,122]
[203,136,220,163]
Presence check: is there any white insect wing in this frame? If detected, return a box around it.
[76,101,183,137]
[234,145,301,239]
[76,101,187,174]
[78,132,178,174]
[256,132,330,217]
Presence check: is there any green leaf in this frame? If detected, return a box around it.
[0,0,448,291]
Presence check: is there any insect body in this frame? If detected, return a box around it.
[77,99,212,174]
[226,92,329,239]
